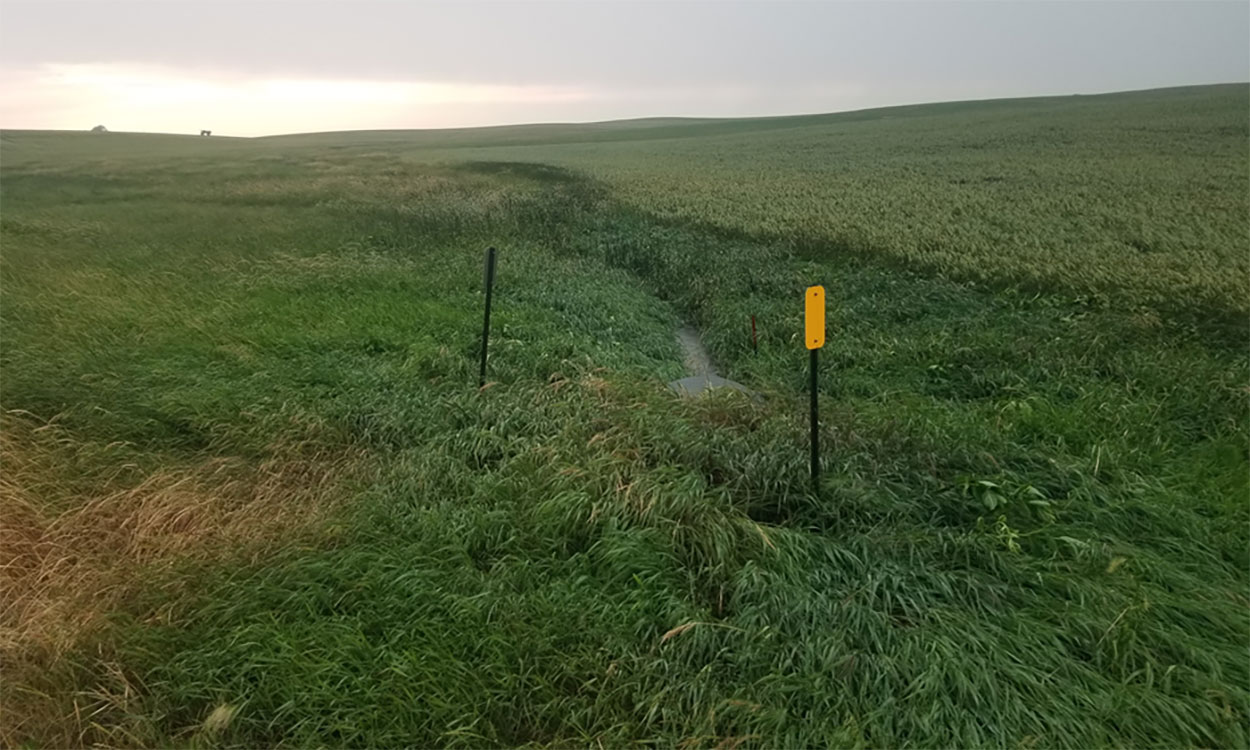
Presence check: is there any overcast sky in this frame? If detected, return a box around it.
[1,0,1246,136]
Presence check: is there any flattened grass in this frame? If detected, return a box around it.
[0,411,360,745]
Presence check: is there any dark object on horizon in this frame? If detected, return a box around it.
[200,130,212,136]
[90,125,108,133]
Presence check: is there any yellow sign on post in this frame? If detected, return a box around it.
[805,285,825,350]
[804,284,825,491]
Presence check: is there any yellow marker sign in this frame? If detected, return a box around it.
[805,286,825,350]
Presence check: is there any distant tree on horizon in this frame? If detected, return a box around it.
[91,124,108,133]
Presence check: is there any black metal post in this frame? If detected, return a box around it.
[810,347,819,490]
[479,247,497,388]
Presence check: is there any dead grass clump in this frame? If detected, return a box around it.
[0,410,356,745]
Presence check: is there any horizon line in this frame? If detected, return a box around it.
[2,80,1245,140]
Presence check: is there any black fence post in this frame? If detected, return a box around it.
[810,347,819,490]
[479,247,497,388]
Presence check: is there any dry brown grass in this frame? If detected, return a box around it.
[0,410,359,746]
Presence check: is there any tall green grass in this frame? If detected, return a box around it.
[1,86,1247,747]
[277,84,1250,326]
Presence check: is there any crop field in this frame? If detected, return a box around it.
[1,84,1247,747]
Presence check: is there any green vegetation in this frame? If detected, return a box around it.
[2,84,1247,747]
[275,83,1250,327]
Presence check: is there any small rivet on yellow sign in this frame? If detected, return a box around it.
[805,286,825,350]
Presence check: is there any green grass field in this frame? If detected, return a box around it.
[2,84,1247,747]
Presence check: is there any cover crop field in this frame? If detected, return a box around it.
[2,84,1247,747]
